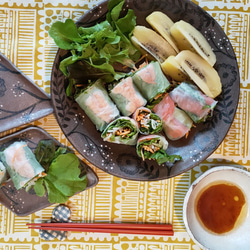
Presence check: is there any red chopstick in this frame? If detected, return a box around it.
[27,222,174,236]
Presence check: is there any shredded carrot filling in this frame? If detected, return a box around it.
[154,93,163,100]
[116,128,131,138]
[185,131,190,139]
[107,127,131,138]
[142,144,160,154]
[136,112,149,122]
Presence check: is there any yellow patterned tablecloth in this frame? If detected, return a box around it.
[0,0,249,249]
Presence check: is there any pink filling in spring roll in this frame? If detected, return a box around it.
[153,95,193,140]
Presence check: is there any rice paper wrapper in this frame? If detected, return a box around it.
[169,82,217,122]
[0,161,8,186]
[162,107,193,140]
[153,95,193,140]
[0,141,44,190]
[75,80,120,132]
[132,61,170,101]
[101,117,139,145]
[109,77,147,116]
[132,107,151,121]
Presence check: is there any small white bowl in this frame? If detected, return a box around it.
[183,166,250,250]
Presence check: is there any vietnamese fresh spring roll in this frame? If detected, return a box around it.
[169,82,217,122]
[75,80,120,132]
[153,95,193,140]
[109,76,147,116]
[0,141,44,190]
[133,107,163,135]
[136,135,182,165]
[0,161,8,186]
[101,117,139,145]
[132,61,171,103]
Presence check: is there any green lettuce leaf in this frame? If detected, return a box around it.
[34,140,67,172]
[48,0,140,90]
[48,19,84,50]
[33,178,46,197]
[33,141,87,204]
[144,149,182,165]
[44,153,87,203]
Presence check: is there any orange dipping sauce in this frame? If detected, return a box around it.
[196,183,246,234]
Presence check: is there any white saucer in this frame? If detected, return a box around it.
[183,166,250,250]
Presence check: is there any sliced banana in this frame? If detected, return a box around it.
[146,11,179,53]
[170,20,216,66]
[175,50,222,98]
[161,55,189,82]
[132,25,177,63]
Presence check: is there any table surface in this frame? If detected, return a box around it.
[0,0,249,249]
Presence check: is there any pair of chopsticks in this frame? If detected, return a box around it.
[27,222,174,236]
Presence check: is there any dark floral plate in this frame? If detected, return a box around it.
[0,53,53,133]
[50,0,240,181]
[0,126,98,216]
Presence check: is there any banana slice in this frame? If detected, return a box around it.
[175,50,222,98]
[132,25,177,63]
[146,11,179,53]
[161,55,189,82]
[170,20,216,66]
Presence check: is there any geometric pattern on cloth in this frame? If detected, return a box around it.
[39,204,72,241]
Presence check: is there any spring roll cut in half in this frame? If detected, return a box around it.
[0,141,44,190]
[153,95,193,140]
[169,82,217,122]
[75,80,120,132]
[133,107,163,135]
[0,161,8,186]
[109,77,147,116]
[101,117,139,145]
[136,135,182,165]
[132,61,171,103]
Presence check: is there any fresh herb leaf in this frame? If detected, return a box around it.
[34,140,68,172]
[48,0,140,86]
[107,0,124,14]
[43,153,87,203]
[54,146,68,159]
[33,140,87,204]
[34,140,56,171]
[147,149,182,165]
[33,178,46,197]
[107,0,124,24]
[48,19,83,50]
[44,179,69,203]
